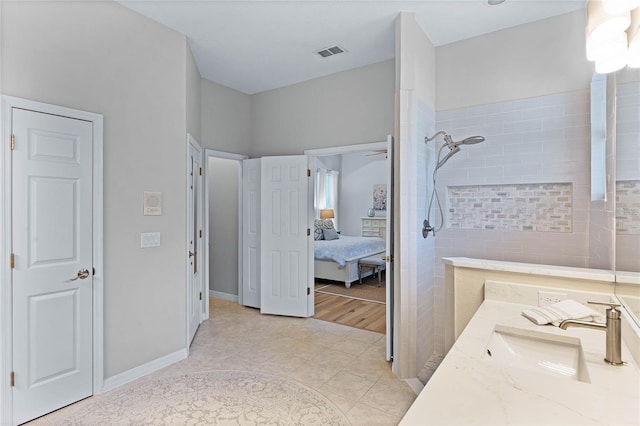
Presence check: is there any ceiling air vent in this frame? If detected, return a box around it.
[316,45,346,58]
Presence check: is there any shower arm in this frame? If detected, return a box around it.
[425,131,449,143]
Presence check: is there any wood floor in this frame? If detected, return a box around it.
[313,291,386,334]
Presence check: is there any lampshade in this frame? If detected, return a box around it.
[588,0,631,41]
[320,209,335,219]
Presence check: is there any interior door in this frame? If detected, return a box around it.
[385,135,395,361]
[260,155,312,317]
[11,108,93,424]
[241,158,261,308]
[187,135,203,345]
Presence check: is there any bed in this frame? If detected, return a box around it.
[314,236,385,288]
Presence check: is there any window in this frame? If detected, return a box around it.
[315,168,339,230]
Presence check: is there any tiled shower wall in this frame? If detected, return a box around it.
[617,181,640,234]
[432,90,591,354]
[416,100,436,373]
[447,183,572,232]
[616,80,640,272]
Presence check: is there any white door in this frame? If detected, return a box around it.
[187,135,203,345]
[241,159,261,308]
[12,108,94,424]
[260,156,312,317]
[385,135,395,361]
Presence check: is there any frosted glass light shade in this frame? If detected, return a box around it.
[588,0,632,41]
[628,7,640,67]
[586,27,628,61]
[603,0,640,14]
[595,32,629,72]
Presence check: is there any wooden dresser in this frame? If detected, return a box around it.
[361,217,386,240]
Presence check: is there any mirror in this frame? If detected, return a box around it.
[614,68,640,327]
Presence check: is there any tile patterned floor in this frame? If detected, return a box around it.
[30,298,417,425]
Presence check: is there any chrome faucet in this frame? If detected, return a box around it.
[559,301,623,366]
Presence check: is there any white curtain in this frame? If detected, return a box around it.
[315,168,340,230]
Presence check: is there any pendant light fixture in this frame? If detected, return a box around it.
[586,0,640,72]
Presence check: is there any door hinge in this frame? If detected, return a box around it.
[10,371,15,387]
[93,267,96,276]
[199,167,203,176]
[199,229,203,238]
[307,287,310,295]
[307,169,311,177]
[199,292,202,301]
[10,253,15,269]
[10,134,15,150]
[306,228,311,236]
[382,255,393,263]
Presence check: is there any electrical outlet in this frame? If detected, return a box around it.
[538,291,567,307]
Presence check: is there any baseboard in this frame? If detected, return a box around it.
[404,378,424,395]
[209,290,239,303]
[100,348,187,393]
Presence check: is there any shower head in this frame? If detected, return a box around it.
[426,131,486,170]
[435,146,460,170]
[446,135,485,149]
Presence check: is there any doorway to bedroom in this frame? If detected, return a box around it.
[306,139,393,348]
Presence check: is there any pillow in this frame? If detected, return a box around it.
[323,227,339,240]
[322,219,335,230]
[313,219,324,240]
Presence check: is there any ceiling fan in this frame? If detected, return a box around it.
[366,148,388,157]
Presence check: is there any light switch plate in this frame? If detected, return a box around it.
[143,191,162,216]
[141,232,161,248]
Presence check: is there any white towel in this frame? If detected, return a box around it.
[522,299,604,327]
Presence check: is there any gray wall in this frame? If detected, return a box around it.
[250,60,395,157]
[436,11,593,111]
[187,47,202,142]
[1,1,188,378]
[201,78,252,155]
[208,157,240,296]
[339,152,387,237]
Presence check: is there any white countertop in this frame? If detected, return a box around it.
[442,257,617,282]
[400,299,640,425]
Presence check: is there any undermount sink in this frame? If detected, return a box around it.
[482,325,591,383]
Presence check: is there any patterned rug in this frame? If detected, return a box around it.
[37,371,350,425]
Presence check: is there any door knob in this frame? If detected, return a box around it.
[68,268,90,281]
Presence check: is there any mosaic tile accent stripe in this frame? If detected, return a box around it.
[447,183,572,232]
[616,180,640,235]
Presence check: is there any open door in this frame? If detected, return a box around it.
[385,135,394,361]
[241,158,261,308]
[260,155,313,317]
[187,134,203,345]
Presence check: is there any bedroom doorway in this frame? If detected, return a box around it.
[204,150,247,313]
[305,136,394,361]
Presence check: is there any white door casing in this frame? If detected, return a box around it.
[385,135,395,362]
[9,106,98,425]
[241,158,261,308]
[260,156,312,317]
[187,134,203,346]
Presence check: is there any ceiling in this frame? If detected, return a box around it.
[118,0,586,94]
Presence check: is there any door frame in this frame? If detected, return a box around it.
[304,139,393,353]
[0,96,104,425]
[203,149,247,312]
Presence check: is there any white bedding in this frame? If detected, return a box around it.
[314,236,385,268]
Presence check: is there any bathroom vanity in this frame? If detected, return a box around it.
[400,259,640,425]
